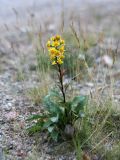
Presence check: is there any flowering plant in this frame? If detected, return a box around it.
[27,35,87,141]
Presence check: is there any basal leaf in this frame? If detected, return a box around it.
[50,115,59,122]
[71,96,87,114]
[49,89,61,98]
[50,130,59,142]
[26,114,47,121]
[43,119,53,128]
[48,126,55,133]
[27,121,43,135]
[43,93,64,115]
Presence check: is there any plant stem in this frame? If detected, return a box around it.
[57,63,66,103]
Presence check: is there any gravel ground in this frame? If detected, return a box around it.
[0,0,120,159]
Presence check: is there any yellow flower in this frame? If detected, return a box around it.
[57,58,63,64]
[59,54,64,60]
[51,36,55,41]
[50,53,55,60]
[55,35,61,40]
[60,39,65,45]
[52,61,57,65]
[53,41,60,47]
[59,46,64,53]
[49,48,57,55]
[46,41,51,48]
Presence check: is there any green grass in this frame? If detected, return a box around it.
[15,69,25,81]
[36,48,50,73]
[73,97,120,159]
[27,76,52,105]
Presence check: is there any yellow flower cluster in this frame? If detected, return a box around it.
[46,35,65,65]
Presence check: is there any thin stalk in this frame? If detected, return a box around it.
[57,63,66,103]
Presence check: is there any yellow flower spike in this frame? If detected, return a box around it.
[47,35,65,65]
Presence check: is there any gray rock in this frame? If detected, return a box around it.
[4,105,12,112]
[64,124,75,138]
[7,142,14,150]
[0,119,5,124]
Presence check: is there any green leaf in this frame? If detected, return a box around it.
[49,89,61,97]
[43,93,64,115]
[43,119,53,128]
[26,114,47,121]
[50,115,59,123]
[71,96,87,114]
[48,126,54,133]
[51,130,59,142]
[44,89,62,106]
[26,121,43,135]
